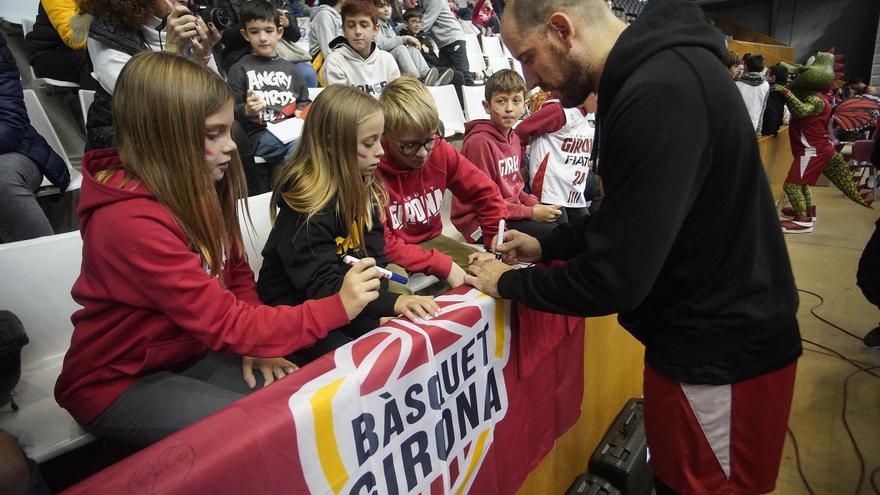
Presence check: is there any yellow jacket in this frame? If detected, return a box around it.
[43,0,87,50]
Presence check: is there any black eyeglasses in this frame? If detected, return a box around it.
[396,134,438,157]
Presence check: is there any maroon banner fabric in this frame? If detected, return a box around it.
[63,288,584,495]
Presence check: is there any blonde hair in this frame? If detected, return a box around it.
[378,75,440,141]
[273,85,386,255]
[110,51,248,278]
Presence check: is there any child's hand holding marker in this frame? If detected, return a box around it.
[343,256,440,322]
[343,255,408,284]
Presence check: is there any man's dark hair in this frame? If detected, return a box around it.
[743,53,765,73]
[240,0,278,26]
[769,64,788,83]
[403,8,424,22]
[848,76,865,86]
[506,0,606,33]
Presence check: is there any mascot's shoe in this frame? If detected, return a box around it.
[781,218,814,234]
[781,205,816,220]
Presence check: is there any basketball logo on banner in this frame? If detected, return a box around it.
[289,290,512,495]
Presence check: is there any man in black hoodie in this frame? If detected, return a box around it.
[465,0,802,493]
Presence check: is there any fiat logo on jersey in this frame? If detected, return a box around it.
[288,290,512,495]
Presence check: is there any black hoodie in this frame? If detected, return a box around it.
[497,0,801,384]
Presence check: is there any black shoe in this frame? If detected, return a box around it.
[864,326,880,348]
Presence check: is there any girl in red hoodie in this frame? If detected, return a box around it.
[54,52,382,446]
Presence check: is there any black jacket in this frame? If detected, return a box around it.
[497,0,801,384]
[857,218,880,308]
[24,4,65,62]
[0,33,69,189]
[257,197,399,338]
[84,17,148,151]
[761,90,785,136]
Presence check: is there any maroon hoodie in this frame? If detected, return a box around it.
[55,148,350,425]
[452,120,539,241]
[377,138,507,278]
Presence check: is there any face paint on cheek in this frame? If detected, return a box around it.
[357,151,369,159]
[205,148,214,156]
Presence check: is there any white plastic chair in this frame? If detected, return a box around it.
[462,85,489,121]
[481,36,504,58]
[238,192,275,277]
[78,89,95,128]
[21,20,80,89]
[486,56,512,75]
[464,34,486,74]
[511,58,525,79]
[500,37,512,58]
[0,231,94,462]
[428,85,466,137]
[22,89,83,196]
[307,87,324,101]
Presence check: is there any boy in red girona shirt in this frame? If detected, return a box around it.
[377,76,507,290]
[452,69,560,242]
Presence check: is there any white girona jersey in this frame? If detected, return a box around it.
[527,104,596,207]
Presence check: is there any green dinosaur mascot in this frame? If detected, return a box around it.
[771,49,872,234]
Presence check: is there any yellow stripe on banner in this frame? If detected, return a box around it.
[312,378,349,494]
[456,428,492,495]
[494,298,505,358]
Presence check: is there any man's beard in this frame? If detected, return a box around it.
[549,43,597,108]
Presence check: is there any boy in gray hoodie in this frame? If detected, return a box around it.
[324,0,400,96]
[309,0,344,59]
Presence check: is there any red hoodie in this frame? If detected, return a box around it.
[452,120,539,241]
[377,138,507,278]
[55,148,350,425]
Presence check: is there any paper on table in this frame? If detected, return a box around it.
[266,118,305,144]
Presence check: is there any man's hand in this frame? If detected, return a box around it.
[241,356,298,389]
[464,258,513,298]
[533,204,562,223]
[489,229,542,264]
[245,90,265,117]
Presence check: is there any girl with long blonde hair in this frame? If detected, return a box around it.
[258,84,439,359]
[55,52,382,446]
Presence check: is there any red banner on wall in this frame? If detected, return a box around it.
[63,289,584,495]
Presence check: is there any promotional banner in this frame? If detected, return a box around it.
[63,289,584,495]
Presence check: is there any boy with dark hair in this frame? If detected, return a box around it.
[453,69,559,242]
[323,0,400,96]
[736,52,769,132]
[401,9,440,67]
[760,63,789,136]
[227,0,311,165]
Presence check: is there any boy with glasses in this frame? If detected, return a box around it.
[377,76,507,290]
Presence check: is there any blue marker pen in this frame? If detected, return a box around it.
[343,255,409,285]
